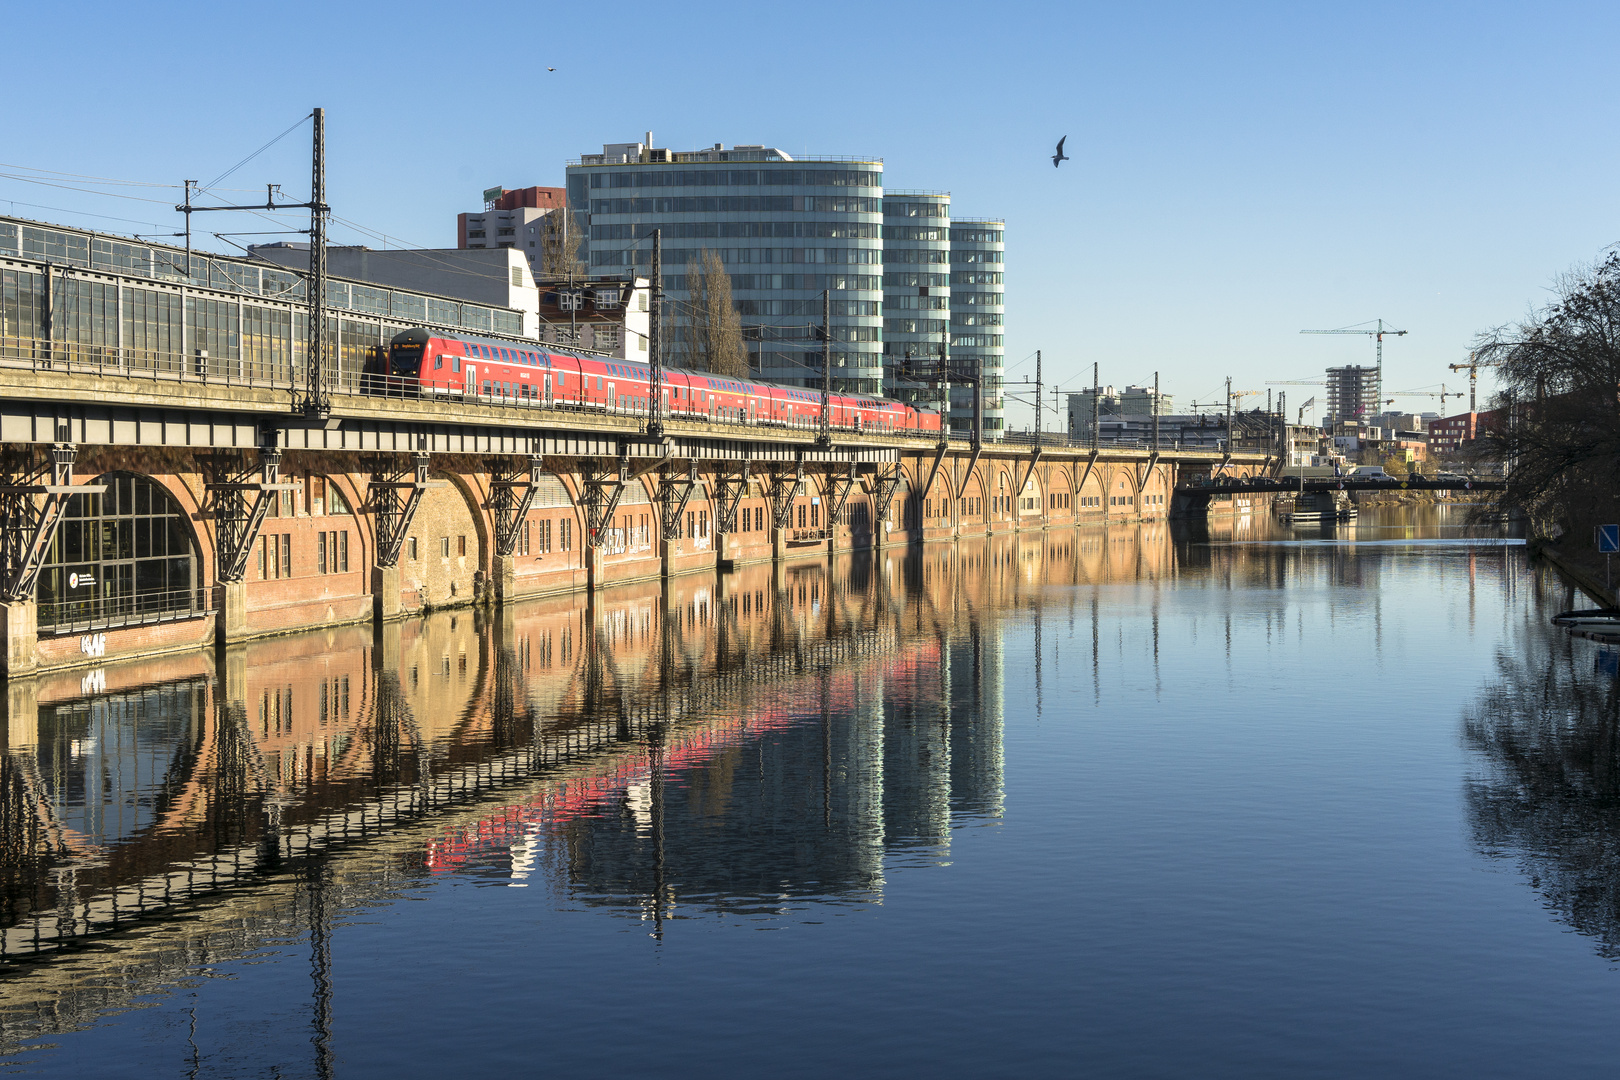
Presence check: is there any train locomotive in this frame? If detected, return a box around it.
[374,328,942,436]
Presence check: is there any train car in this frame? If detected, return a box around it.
[382,328,943,435]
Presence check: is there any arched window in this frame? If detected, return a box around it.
[37,473,203,633]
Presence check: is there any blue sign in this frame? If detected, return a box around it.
[1600,524,1620,554]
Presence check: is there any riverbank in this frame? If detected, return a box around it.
[1531,538,1619,607]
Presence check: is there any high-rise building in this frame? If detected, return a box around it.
[566,140,885,393]
[882,191,951,412]
[1326,365,1380,426]
[949,219,1005,436]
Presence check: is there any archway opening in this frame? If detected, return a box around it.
[38,473,204,633]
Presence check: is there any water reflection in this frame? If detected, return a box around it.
[0,526,1189,1043]
[1463,576,1620,960]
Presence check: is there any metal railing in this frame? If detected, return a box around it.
[39,586,211,635]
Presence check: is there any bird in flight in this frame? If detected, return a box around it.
[548,67,556,72]
[1052,136,1069,168]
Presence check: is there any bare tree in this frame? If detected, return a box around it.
[1474,251,1620,540]
[538,209,585,280]
[683,249,750,379]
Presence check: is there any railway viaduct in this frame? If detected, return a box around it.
[0,360,1269,675]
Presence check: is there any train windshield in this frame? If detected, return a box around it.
[390,343,423,375]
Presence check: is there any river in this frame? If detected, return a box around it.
[4,505,1618,1077]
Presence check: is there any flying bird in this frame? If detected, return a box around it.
[548,67,556,72]
[1052,136,1069,168]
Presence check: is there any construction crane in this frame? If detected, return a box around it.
[1301,320,1407,421]
[1301,319,1408,370]
[1448,351,1500,413]
[1389,384,1465,411]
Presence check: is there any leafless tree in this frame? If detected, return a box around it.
[1474,251,1620,541]
[538,209,586,281]
[683,249,750,379]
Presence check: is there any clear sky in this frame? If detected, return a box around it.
[5,0,1615,428]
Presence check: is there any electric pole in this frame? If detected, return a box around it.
[1034,349,1042,448]
[648,229,663,436]
[819,288,831,445]
[1091,362,1100,451]
[1225,376,1233,452]
[307,107,328,417]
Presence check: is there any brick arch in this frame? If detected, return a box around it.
[1139,463,1169,515]
[319,472,372,569]
[1077,465,1105,513]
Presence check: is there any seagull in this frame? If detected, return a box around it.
[1052,136,1069,168]
[547,67,556,72]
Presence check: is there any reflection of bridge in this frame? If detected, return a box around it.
[0,524,1199,1044]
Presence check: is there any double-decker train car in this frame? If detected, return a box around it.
[377,328,941,435]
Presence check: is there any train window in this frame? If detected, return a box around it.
[453,356,462,373]
[434,356,443,370]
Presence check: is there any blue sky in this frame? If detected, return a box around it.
[5,0,1614,427]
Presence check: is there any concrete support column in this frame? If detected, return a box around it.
[373,564,401,622]
[491,553,516,605]
[772,520,787,563]
[1,599,38,679]
[2,676,38,752]
[586,543,603,593]
[215,582,247,645]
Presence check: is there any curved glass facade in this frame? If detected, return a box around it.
[950,220,1006,437]
[568,149,885,393]
[882,192,950,412]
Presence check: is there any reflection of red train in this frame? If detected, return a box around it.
[424,640,942,875]
[377,328,942,436]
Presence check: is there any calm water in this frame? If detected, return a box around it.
[3,505,1614,1078]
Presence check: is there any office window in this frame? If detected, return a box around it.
[409,536,418,561]
[560,519,572,551]
[318,531,326,574]
[280,534,291,577]
[515,521,530,557]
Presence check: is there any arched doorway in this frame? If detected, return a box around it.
[37,472,204,633]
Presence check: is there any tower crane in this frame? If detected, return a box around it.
[1388,384,1465,411]
[1300,319,1408,370]
[1447,352,1500,414]
[1300,320,1408,418]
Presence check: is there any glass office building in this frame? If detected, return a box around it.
[949,220,1006,436]
[567,143,885,393]
[881,192,951,413]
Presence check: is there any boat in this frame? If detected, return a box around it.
[1551,608,1620,628]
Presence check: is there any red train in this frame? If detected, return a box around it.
[376,328,942,436]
